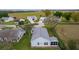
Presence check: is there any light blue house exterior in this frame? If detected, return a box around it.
[31,27,59,48]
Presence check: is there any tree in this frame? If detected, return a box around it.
[63,12,72,21]
[44,15,61,29]
[42,10,51,16]
[68,40,76,50]
[71,12,79,22]
[53,11,63,17]
[0,12,8,18]
[19,21,24,25]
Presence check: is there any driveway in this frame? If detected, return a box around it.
[34,21,45,27]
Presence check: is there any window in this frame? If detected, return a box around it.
[51,42,58,45]
[44,42,48,45]
[32,18,34,20]
[51,42,54,45]
[55,42,58,45]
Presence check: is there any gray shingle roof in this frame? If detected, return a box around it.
[31,27,50,41]
[0,28,25,42]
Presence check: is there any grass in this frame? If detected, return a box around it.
[2,27,13,30]
[13,28,31,50]
[8,11,45,19]
[45,26,66,50]
[24,19,31,24]
[3,21,16,25]
[56,24,79,49]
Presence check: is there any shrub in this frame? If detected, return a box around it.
[68,40,76,50]
[53,11,63,17]
[63,12,72,21]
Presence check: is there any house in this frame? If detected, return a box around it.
[31,27,58,48]
[1,17,14,22]
[19,18,25,22]
[27,16,37,24]
[39,17,47,22]
[0,28,25,42]
[27,16,37,21]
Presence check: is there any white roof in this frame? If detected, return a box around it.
[40,17,47,20]
[31,27,49,41]
[20,19,25,21]
[50,36,58,42]
[31,27,58,42]
[27,16,37,19]
[1,17,14,22]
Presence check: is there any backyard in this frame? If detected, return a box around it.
[45,25,66,50]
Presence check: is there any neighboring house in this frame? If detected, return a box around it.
[27,16,37,24]
[1,17,14,22]
[0,28,25,42]
[39,17,47,22]
[27,16,37,21]
[31,27,58,48]
[19,18,25,22]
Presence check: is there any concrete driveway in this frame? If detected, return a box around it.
[34,21,45,27]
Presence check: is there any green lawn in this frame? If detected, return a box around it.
[2,27,13,30]
[3,21,16,25]
[24,19,31,24]
[12,28,31,50]
[2,18,30,25]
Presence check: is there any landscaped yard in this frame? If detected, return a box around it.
[56,24,79,49]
